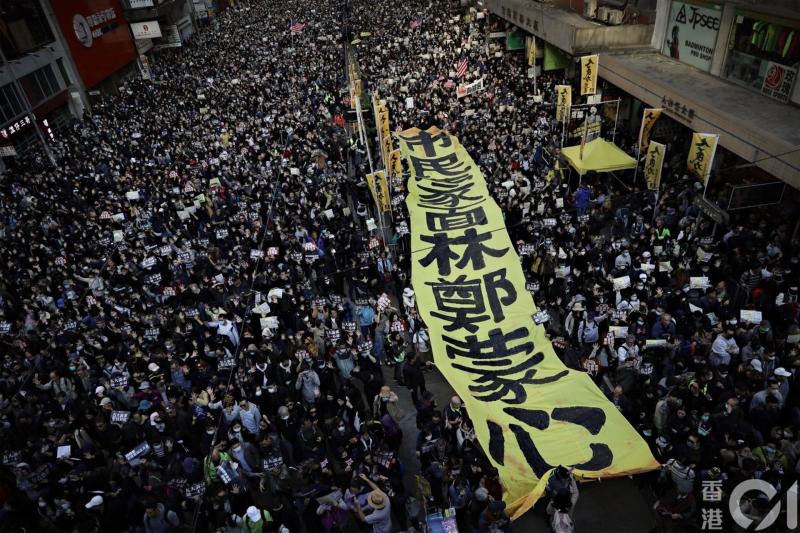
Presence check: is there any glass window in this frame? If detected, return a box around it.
[724,13,800,102]
[42,64,59,94]
[0,0,55,60]
[56,58,70,86]
[20,65,59,107]
[0,84,24,123]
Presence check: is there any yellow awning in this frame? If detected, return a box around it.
[560,138,636,176]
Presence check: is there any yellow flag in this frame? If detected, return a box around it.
[398,126,659,519]
[644,141,666,191]
[378,106,390,143]
[366,171,390,212]
[555,85,571,122]
[526,36,536,67]
[377,170,390,211]
[389,148,403,181]
[580,55,599,95]
[638,108,662,153]
[686,132,719,186]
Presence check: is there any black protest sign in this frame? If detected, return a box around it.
[124,441,151,464]
[111,411,131,424]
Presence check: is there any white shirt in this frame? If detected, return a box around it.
[208,319,240,346]
[617,343,639,362]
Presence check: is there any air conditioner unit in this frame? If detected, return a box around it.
[607,9,624,25]
[584,0,597,18]
[597,6,609,22]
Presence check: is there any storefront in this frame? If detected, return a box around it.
[723,10,800,104]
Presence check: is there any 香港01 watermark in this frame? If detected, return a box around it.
[701,479,799,530]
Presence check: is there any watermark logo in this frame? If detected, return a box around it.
[723,479,798,531]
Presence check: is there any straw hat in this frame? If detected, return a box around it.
[368,490,386,510]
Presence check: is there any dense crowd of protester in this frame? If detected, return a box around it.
[0,0,799,532]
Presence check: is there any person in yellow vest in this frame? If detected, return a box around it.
[654,218,671,241]
[242,505,273,533]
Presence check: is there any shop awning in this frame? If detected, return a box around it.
[560,138,637,176]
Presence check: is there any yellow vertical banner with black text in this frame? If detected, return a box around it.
[555,85,571,122]
[526,36,536,67]
[399,126,659,519]
[388,149,402,180]
[638,108,662,153]
[686,132,719,186]
[580,54,599,95]
[644,141,666,191]
[366,171,390,212]
[377,170,390,212]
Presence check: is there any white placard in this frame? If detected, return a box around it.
[609,326,628,339]
[740,310,762,324]
[613,276,631,291]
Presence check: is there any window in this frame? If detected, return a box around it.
[0,0,55,60]
[56,58,70,86]
[723,12,800,103]
[20,64,61,107]
[0,84,25,124]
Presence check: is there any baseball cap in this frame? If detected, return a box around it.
[775,367,792,377]
[95,386,105,395]
[246,506,262,522]
[85,495,103,509]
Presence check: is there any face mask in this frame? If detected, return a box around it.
[702,415,710,422]
[337,425,345,432]
[725,404,734,414]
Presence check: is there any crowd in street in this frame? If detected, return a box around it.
[0,0,799,532]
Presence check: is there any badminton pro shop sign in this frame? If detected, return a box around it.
[51,0,137,88]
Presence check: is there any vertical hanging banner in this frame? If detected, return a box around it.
[366,171,390,212]
[388,149,403,180]
[686,132,719,186]
[555,85,571,122]
[644,141,666,191]
[526,36,536,67]
[399,127,659,519]
[638,108,662,154]
[580,54,599,95]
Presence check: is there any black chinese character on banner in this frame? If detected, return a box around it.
[487,406,613,477]
[419,228,509,276]
[443,327,569,403]
[425,269,516,333]
[398,129,453,157]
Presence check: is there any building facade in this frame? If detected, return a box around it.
[490,0,800,190]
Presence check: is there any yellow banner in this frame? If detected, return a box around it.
[687,132,719,185]
[399,126,658,519]
[555,85,571,122]
[580,54,599,95]
[388,148,402,180]
[638,108,662,153]
[378,170,390,211]
[366,170,390,212]
[644,141,666,191]
[526,36,536,67]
